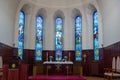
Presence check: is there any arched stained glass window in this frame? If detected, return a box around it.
[93,11,99,60]
[18,11,25,60]
[75,16,82,61]
[35,16,43,60]
[55,17,63,61]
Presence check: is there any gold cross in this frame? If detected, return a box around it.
[55,64,61,72]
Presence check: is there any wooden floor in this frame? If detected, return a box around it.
[86,76,104,80]
[86,76,120,80]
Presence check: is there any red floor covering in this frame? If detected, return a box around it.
[28,75,86,80]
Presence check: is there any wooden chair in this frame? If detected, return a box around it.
[0,56,3,77]
[104,56,120,80]
[104,57,115,80]
[116,56,120,72]
[115,56,120,79]
[104,68,115,80]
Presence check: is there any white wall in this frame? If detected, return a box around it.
[0,0,19,46]
[14,0,103,50]
[97,0,120,47]
[1,0,119,50]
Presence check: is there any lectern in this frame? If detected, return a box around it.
[8,56,19,80]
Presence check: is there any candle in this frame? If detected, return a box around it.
[46,52,48,61]
[69,52,70,57]
[47,52,48,57]
[69,52,71,61]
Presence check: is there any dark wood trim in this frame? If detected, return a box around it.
[104,41,120,68]
[0,41,120,76]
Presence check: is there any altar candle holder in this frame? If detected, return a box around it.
[83,54,87,63]
[49,56,53,62]
[68,52,71,61]
[46,52,48,61]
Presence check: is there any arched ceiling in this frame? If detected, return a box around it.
[34,0,84,6]
[19,0,93,7]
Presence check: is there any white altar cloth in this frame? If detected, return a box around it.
[43,61,73,65]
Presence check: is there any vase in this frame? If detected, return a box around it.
[49,56,53,62]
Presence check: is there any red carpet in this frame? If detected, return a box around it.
[28,75,86,80]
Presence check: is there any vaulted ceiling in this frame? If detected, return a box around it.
[18,0,93,7]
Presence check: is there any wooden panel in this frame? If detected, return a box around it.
[0,49,13,64]
[91,62,99,75]
[90,61,104,76]
[2,64,8,80]
[19,64,29,80]
[8,69,19,80]
[73,65,83,76]
[43,64,73,75]
[12,41,120,76]
[82,50,93,76]
[33,65,44,76]
[104,41,120,68]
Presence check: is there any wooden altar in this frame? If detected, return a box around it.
[43,61,73,76]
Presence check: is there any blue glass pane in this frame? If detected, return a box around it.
[75,16,82,61]
[18,11,25,60]
[35,16,43,60]
[55,18,63,60]
[93,11,99,60]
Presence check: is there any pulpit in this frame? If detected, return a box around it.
[8,56,19,80]
[19,64,29,80]
[8,69,19,80]
[2,64,8,80]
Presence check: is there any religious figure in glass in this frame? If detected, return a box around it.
[55,17,63,61]
[75,16,82,61]
[93,11,99,60]
[18,11,25,60]
[35,16,43,60]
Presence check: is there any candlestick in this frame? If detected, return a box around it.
[83,54,87,63]
[49,56,53,62]
[47,52,48,56]
[46,52,48,61]
[68,52,71,61]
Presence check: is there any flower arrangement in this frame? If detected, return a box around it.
[64,56,68,59]
[64,56,68,61]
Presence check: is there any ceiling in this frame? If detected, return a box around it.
[19,0,88,7]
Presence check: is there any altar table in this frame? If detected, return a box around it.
[43,61,73,75]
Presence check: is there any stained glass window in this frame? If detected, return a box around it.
[93,11,99,60]
[55,17,63,61]
[75,16,82,61]
[18,11,25,60]
[35,16,43,60]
